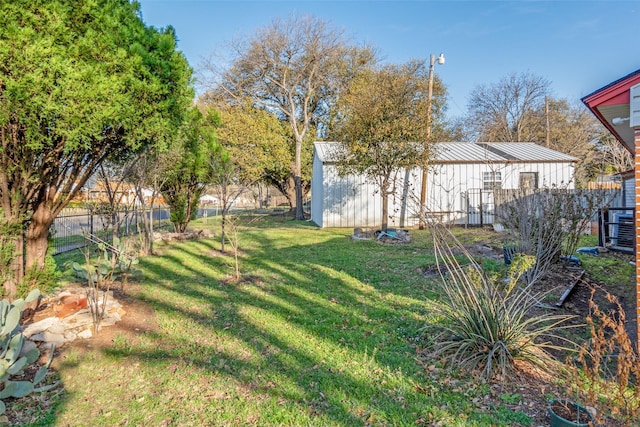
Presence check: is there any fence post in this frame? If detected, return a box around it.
[464,191,469,228]
[479,189,484,227]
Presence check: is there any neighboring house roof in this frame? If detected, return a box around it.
[314,141,578,164]
[582,68,640,154]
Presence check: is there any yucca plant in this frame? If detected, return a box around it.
[428,223,578,380]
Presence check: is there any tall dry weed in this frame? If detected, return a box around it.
[569,286,640,424]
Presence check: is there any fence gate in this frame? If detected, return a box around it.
[464,189,495,226]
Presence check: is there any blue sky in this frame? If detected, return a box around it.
[138,0,639,119]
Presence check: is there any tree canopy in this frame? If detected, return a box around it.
[208,101,292,186]
[160,108,222,234]
[333,59,446,231]
[202,14,376,219]
[204,100,314,208]
[0,0,193,295]
[530,98,604,184]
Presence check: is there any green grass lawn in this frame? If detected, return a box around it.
[28,217,535,426]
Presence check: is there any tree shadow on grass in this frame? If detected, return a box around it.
[49,228,475,426]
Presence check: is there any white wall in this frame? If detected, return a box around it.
[316,164,423,228]
[310,151,325,227]
[426,161,574,224]
[312,157,576,228]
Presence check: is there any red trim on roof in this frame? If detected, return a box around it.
[582,69,640,153]
[582,69,640,107]
[599,91,630,106]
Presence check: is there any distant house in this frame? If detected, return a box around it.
[70,179,167,206]
[310,141,577,228]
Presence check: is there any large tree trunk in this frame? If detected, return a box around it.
[182,199,194,234]
[294,176,304,219]
[25,203,54,272]
[0,194,28,297]
[293,137,305,220]
[263,175,296,211]
[284,178,296,211]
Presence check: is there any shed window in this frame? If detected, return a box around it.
[519,172,538,189]
[483,171,502,190]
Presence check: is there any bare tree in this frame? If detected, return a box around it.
[593,133,634,175]
[93,160,140,241]
[465,72,551,142]
[464,73,611,186]
[496,187,616,286]
[130,150,168,256]
[202,14,376,220]
[531,98,603,185]
[496,188,565,286]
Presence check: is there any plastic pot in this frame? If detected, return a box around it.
[548,399,595,427]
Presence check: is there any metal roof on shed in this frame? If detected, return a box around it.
[478,142,578,162]
[314,141,577,163]
[434,142,505,162]
[314,142,342,162]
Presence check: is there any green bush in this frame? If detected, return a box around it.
[0,213,24,297]
[19,253,59,298]
[428,225,578,380]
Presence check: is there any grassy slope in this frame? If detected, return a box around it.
[40,217,526,426]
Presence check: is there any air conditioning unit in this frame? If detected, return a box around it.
[611,213,634,248]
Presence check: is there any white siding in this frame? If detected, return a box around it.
[311,142,577,228]
[624,176,635,208]
[318,165,422,228]
[310,151,325,227]
[610,176,635,209]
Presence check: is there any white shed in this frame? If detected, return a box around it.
[310,141,577,228]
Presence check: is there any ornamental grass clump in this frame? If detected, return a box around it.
[428,223,578,380]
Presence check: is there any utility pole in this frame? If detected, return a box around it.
[418,52,444,229]
[545,96,550,148]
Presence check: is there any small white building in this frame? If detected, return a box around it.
[310,141,577,228]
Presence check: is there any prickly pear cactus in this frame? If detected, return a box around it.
[0,290,58,415]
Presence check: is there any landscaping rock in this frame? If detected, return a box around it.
[154,229,215,242]
[22,317,61,336]
[78,329,93,339]
[21,287,124,348]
